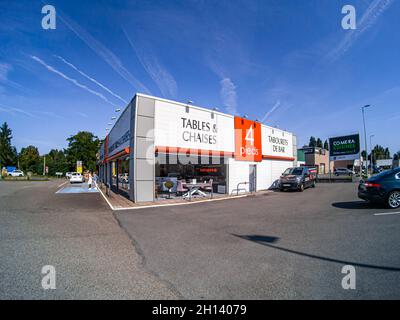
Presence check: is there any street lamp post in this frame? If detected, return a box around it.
[362,105,371,177]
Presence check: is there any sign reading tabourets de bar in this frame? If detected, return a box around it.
[329,134,360,161]
[234,117,262,162]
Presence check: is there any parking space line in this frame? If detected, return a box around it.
[58,181,68,188]
[374,211,400,216]
[97,185,116,211]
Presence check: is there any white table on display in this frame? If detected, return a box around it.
[182,183,209,199]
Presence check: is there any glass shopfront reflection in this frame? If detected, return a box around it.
[155,154,228,197]
[118,157,130,196]
[110,157,130,198]
[111,161,117,188]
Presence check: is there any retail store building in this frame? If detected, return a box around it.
[98,94,297,202]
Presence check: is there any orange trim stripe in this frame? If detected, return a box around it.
[155,146,234,158]
[262,155,295,161]
[105,147,130,162]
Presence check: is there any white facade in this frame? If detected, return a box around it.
[152,95,295,194]
[100,93,296,202]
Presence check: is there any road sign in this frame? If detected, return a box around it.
[77,161,83,174]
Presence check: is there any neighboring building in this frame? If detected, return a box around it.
[376,159,393,170]
[333,159,356,170]
[298,146,333,174]
[296,149,305,167]
[98,93,296,202]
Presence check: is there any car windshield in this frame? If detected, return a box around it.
[283,168,303,176]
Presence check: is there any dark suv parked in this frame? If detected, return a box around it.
[279,167,316,192]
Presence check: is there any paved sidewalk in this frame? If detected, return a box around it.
[98,183,274,210]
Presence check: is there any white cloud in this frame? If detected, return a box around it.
[0,63,12,81]
[220,78,237,115]
[56,55,128,104]
[122,28,177,98]
[326,0,394,62]
[59,14,150,94]
[31,55,120,108]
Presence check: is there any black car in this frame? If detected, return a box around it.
[358,167,400,208]
[279,167,316,192]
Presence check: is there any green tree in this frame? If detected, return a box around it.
[45,149,68,176]
[65,131,100,172]
[316,138,323,148]
[19,146,40,173]
[323,140,329,151]
[371,145,391,161]
[308,136,317,147]
[0,122,17,167]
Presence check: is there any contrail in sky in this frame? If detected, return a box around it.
[59,14,150,94]
[55,55,128,104]
[261,100,281,123]
[31,55,120,108]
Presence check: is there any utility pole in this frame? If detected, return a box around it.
[362,105,371,177]
[43,156,46,176]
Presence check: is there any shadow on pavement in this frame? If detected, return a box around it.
[232,234,400,272]
[233,234,279,244]
[331,201,385,210]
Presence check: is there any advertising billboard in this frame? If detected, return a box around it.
[262,126,294,160]
[154,100,234,153]
[329,134,360,161]
[234,117,262,162]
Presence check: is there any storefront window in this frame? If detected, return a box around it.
[155,154,228,195]
[111,161,117,188]
[118,157,130,196]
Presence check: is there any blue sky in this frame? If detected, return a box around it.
[0,0,398,155]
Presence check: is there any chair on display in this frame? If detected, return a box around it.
[176,180,188,196]
[203,179,213,193]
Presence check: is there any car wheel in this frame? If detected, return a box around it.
[299,183,304,192]
[387,191,400,209]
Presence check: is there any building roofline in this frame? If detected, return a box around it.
[135,93,293,135]
[104,93,294,139]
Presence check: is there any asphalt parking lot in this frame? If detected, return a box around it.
[1,180,399,299]
[0,180,179,299]
[116,183,400,299]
